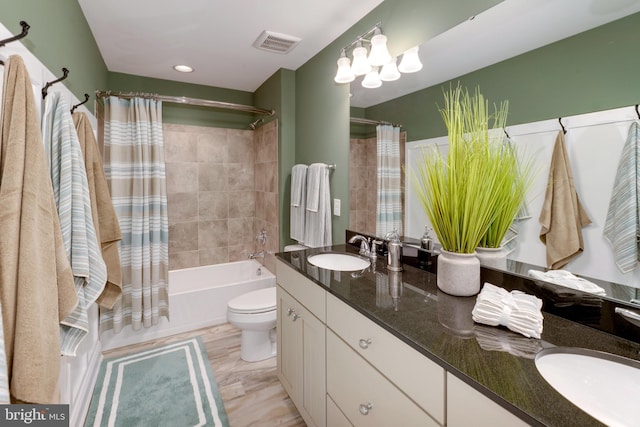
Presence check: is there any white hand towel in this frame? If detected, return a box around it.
[306,163,322,213]
[472,283,544,339]
[528,269,606,296]
[290,164,308,242]
[304,163,332,247]
[603,121,640,273]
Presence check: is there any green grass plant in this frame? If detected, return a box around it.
[413,85,532,253]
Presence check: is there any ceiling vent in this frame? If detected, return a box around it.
[253,30,301,54]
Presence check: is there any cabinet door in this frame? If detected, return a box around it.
[277,286,326,427]
[277,286,303,407]
[447,373,530,427]
[301,303,326,427]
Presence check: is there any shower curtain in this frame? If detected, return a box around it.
[376,124,403,237]
[101,96,169,333]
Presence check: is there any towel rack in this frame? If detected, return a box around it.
[71,93,90,113]
[0,20,30,65]
[42,67,69,99]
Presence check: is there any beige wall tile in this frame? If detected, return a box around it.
[199,164,228,192]
[199,191,229,219]
[198,220,229,249]
[169,251,199,271]
[166,162,198,194]
[229,191,255,218]
[169,222,199,252]
[168,192,198,223]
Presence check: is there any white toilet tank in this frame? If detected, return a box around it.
[284,244,308,252]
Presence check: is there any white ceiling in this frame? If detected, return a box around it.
[78,0,640,106]
[77,0,385,92]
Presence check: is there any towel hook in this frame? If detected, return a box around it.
[0,21,30,66]
[635,104,640,120]
[42,67,69,99]
[558,117,567,135]
[0,21,30,48]
[71,93,90,113]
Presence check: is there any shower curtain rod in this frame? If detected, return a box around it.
[350,117,402,127]
[95,90,275,116]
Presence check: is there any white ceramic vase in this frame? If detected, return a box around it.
[475,246,508,270]
[436,250,480,296]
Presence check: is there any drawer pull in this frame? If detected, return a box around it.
[291,312,300,321]
[359,402,373,415]
[286,308,294,317]
[359,338,372,349]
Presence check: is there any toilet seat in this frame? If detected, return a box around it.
[228,287,276,314]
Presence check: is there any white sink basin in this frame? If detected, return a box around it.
[535,347,640,427]
[307,252,370,271]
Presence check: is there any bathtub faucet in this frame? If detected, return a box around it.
[249,250,265,259]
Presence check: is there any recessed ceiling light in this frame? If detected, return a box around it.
[173,64,193,73]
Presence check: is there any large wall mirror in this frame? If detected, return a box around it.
[348,0,640,304]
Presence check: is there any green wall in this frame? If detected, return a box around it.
[0,0,108,112]
[254,69,296,249]
[365,11,640,142]
[107,72,259,129]
[293,0,502,245]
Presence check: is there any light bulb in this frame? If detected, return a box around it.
[361,67,382,88]
[379,58,400,81]
[368,30,392,67]
[334,51,355,83]
[398,46,423,73]
[351,42,371,76]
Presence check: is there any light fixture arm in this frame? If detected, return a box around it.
[340,22,383,53]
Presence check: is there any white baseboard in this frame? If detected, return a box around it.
[70,346,103,427]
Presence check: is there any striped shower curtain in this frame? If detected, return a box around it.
[376,124,403,237]
[101,96,169,333]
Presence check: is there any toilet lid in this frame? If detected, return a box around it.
[228,287,276,314]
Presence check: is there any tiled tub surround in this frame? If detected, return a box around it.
[276,245,640,427]
[164,121,278,273]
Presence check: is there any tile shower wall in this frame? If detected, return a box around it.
[349,131,406,237]
[164,120,279,273]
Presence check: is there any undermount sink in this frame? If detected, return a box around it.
[306,252,370,272]
[535,347,640,427]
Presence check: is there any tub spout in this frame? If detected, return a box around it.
[249,250,265,259]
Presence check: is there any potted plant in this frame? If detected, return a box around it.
[412,84,530,295]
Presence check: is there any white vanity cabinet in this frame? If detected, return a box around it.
[447,373,530,427]
[276,260,326,427]
[326,293,445,426]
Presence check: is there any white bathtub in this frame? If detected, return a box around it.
[100,260,275,350]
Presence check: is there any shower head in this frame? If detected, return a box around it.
[249,117,264,130]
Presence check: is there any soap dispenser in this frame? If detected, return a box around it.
[385,230,403,272]
[419,225,433,267]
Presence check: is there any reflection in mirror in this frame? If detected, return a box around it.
[347,1,640,306]
[349,119,405,237]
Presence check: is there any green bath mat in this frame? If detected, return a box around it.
[84,337,229,427]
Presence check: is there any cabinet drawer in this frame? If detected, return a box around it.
[327,330,439,427]
[447,373,530,427]
[276,260,326,322]
[327,293,445,424]
[327,395,353,427]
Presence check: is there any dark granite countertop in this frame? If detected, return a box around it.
[276,244,640,427]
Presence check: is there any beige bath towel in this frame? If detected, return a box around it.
[73,112,123,308]
[539,131,591,269]
[0,55,77,403]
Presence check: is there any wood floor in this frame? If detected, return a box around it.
[101,323,306,427]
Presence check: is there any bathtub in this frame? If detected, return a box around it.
[100,259,275,350]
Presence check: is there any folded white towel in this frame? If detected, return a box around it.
[290,164,308,242]
[306,163,323,213]
[304,164,332,247]
[528,269,606,296]
[472,283,544,339]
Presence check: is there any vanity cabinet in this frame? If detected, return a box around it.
[326,293,444,426]
[276,260,326,427]
[447,373,530,427]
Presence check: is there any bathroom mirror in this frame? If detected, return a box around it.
[348,0,640,304]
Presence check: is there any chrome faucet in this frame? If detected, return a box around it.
[249,250,265,259]
[349,234,379,261]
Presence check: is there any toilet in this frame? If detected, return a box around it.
[227,244,309,362]
[227,287,277,362]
